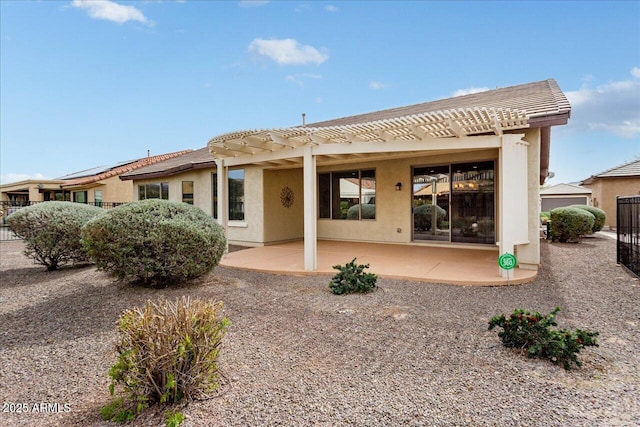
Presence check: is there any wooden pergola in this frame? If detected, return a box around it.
[208,106,532,277]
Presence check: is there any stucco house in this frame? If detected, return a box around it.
[1,150,191,207]
[120,147,218,212]
[202,79,571,278]
[581,159,640,229]
[57,150,192,205]
[540,183,592,212]
[0,180,69,205]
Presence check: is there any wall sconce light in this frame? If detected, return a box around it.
[395,182,402,191]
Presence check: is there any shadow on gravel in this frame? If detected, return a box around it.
[0,265,95,290]
[0,277,218,350]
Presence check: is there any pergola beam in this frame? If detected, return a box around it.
[269,132,302,148]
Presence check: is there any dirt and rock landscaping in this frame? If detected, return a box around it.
[1,236,639,426]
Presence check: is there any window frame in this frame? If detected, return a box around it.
[318,168,376,221]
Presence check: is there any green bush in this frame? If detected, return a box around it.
[550,207,595,243]
[6,201,105,271]
[413,204,446,231]
[103,297,229,422]
[488,307,599,370]
[346,204,376,220]
[540,211,551,225]
[568,205,606,233]
[329,258,377,295]
[81,199,226,287]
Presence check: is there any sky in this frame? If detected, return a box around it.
[1,0,639,186]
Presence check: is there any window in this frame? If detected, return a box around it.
[73,191,88,204]
[228,169,244,221]
[318,169,375,220]
[94,190,103,207]
[139,183,169,200]
[182,181,194,205]
[211,173,218,219]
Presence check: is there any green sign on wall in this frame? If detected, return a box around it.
[498,253,517,270]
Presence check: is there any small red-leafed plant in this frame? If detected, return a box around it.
[488,307,599,370]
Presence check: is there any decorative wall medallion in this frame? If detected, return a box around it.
[280,186,294,208]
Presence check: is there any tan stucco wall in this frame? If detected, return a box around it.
[516,128,541,269]
[583,177,640,229]
[263,168,304,243]
[227,166,264,246]
[64,176,134,203]
[131,169,216,215]
[317,149,499,244]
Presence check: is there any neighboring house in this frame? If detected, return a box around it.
[0,150,191,206]
[0,180,69,205]
[540,183,592,212]
[120,148,218,214]
[57,150,192,205]
[205,79,571,277]
[581,159,640,229]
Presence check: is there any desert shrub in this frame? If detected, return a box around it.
[6,201,105,271]
[568,205,606,233]
[81,199,226,287]
[413,204,446,231]
[165,410,186,427]
[329,258,377,295]
[346,204,376,220]
[103,297,229,422]
[488,307,598,370]
[550,207,595,243]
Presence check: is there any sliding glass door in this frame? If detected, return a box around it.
[413,161,495,244]
[450,161,495,244]
[412,165,450,241]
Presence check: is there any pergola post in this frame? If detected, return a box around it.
[303,146,317,271]
[498,134,530,277]
[215,159,229,253]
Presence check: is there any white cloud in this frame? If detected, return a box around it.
[71,0,151,25]
[565,68,640,139]
[0,173,52,185]
[249,38,328,65]
[325,5,338,12]
[286,73,322,87]
[238,1,269,7]
[369,81,387,90]
[452,87,490,97]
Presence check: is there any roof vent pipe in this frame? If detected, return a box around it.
[302,113,306,127]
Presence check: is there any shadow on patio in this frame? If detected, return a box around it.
[221,240,537,286]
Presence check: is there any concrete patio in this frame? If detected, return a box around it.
[221,240,537,286]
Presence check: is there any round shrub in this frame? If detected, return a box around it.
[7,201,105,270]
[550,207,595,243]
[346,204,376,220]
[413,204,446,231]
[81,199,226,287]
[568,205,606,233]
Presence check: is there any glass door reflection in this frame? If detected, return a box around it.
[413,165,450,242]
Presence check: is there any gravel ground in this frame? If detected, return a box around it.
[1,236,639,426]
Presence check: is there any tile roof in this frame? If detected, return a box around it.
[581,158,640,184]
[306,79,570,128]
[120,147,216,180]
[60,150,192,187]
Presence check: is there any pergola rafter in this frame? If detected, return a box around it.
[207,107,529,159]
